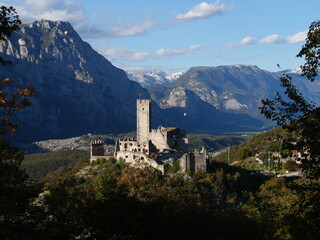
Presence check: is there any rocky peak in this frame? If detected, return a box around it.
[0,20,149,143]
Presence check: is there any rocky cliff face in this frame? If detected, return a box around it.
[0,20,149,142]
[148,65,320,122]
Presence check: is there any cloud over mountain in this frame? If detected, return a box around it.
[98,44,201,61]
[15,0,155,38]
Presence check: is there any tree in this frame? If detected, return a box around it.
[260,20,320,179]
[0,6,21,66]
[0,6,33,135]
[0,6,34,238]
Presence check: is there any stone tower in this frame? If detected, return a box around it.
[137,99,151,143]
[90,140,105,162]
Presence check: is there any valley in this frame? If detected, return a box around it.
[2,20,319,145]
[1,3,320,239]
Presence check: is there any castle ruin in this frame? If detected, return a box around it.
[90,99,207,174]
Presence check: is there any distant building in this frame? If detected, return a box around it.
[90,99,207,174]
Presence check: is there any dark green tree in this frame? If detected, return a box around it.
[260,20,320,178]
[0,6,34,238]
[0,6,20,66]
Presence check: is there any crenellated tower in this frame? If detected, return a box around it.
[137,99,151,143]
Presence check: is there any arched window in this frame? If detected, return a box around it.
[124,143,127,149]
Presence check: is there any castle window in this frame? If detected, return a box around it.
[124,143,127,148]
[141,156,144,160]
[142,108,144,110]
[138,148,141,152]
[133,155,136,159]
[130,143,133,146]
[125,156,128,158]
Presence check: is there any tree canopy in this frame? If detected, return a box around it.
[260,20,320,179]
[0,6,35,236]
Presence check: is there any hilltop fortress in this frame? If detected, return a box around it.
[90,99,207,174]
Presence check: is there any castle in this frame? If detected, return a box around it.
[90,99,207,174]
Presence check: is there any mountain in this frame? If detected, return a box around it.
[0,21,267,143]
[160,88,263,133]
[0,20,150,142]
[148,65,320,122]
[127,71,183,87]
[274,70,320,105]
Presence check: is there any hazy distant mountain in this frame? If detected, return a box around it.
[148,65,320,122]
[127,71,183,87]
[274,70,320,105]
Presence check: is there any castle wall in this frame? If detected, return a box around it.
[116,150,164,174]
[90,140,105,163]
[149,128,170,152]
[179,153,190,172]
[116,139,150,155]
[194,147,207,172]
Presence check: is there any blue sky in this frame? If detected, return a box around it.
[2,0,320,73]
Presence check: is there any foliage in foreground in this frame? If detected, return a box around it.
[260,20,320,178]
[2,158,319,240]
[5,159,269,240]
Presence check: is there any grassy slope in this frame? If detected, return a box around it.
[188,134,250,152]
[22,149,88,181]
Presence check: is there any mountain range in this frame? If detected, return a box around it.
[147,65,320,121]
[127,71,183,88]
[1,20,318,143]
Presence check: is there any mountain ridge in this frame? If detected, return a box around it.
[147,64,320,122]
[0,20,267,143]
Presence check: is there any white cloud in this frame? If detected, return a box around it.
[132,52,152,60]
[225,36,255,50]
[239,37,255,46]
[260,34,285,44]
[260,30,307,44]
[175,1,229,22]
[286,30,307,43]
[96,44,201,61]
[13,0,155,39]
[107,18,155,37]
[16,0,88,31]
[25,0,64,11]
[156,45,201,56]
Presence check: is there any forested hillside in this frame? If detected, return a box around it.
[7,157,320,239]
